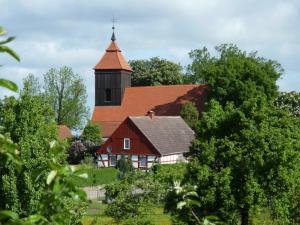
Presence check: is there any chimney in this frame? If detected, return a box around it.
[147,110,155,120]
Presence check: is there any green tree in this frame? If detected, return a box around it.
[180,102,199,130]
[275,91,300,117]
[0,26,87,225]
[187,44,282,107]
[0,82,59,216]
[44,66,88,129]
[22,74,41,96]
[180,45,300,225]
[165,181,224,225]
[81,121,103,145]
[129,57,184,86]
[105,172,163,224]
[185,100,300,225]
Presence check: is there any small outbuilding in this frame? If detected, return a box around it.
[96,114,195,169]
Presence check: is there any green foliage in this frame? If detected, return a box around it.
[69,121,102,164]
[116,154,134,180]
[105,172,164,223]
[0,26,20,62]
[275,91,300,117]
[186,99,300,225]
[122,217,154,225]
[180,102,199,130]
[187,44,282,107]
[22,74,41,96]
[129,57,184,86]
[69,166,118,187]
[179,44,300,225]
[81,202,172,225]
[151,163,187,187]
[0,82,60,216]
[0,26,19,92]
[165,181,224,225]
[82,121,103,146]
[0,26,87,225]
[44,66,89,129]
[0,140,88,225]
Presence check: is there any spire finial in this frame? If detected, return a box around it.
[111,16,117,41]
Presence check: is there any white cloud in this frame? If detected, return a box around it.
[0,0,299,113]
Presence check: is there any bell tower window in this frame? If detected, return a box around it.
[105,88,112,102]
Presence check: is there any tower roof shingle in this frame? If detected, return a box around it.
[94,40,132,72]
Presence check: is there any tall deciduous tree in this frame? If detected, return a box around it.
[129,57,184,86]
[177,44,300,225]
[187,44,283,107]
[44,66,88,129]
[185,100,300,225]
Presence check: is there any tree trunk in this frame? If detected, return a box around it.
[240,208,249,225]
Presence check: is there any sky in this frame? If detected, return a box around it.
[1,0,299,117]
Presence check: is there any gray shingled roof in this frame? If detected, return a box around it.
[129,116,195,155]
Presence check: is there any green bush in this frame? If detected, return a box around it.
[151,163,187,187]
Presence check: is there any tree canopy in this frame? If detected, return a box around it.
[129,57,184,86]
[44,66,88,129]
[187,44,283,107]
[168,44,300,225]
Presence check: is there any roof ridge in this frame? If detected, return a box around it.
[126,84,207,89]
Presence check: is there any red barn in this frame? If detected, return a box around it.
[96,114,195,169]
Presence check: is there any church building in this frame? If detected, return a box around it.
[91,28,208,168]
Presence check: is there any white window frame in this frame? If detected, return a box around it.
[123,138,130,150]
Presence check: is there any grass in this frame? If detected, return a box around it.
[71,164,118,187]
[82,200,172,225]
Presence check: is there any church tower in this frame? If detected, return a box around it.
[94,27,132,106]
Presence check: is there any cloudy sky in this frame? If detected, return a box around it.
[1,0,299,116]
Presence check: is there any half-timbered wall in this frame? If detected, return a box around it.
[160,153,187,164]
[96,118,161,169]
[97,154,158,169]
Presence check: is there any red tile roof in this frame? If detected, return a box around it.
[92,84,208,137]
[58,125,72,140]
[94,40,133,72]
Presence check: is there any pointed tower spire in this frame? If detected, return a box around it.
[111,25,116,41]
[111,17,116,41]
